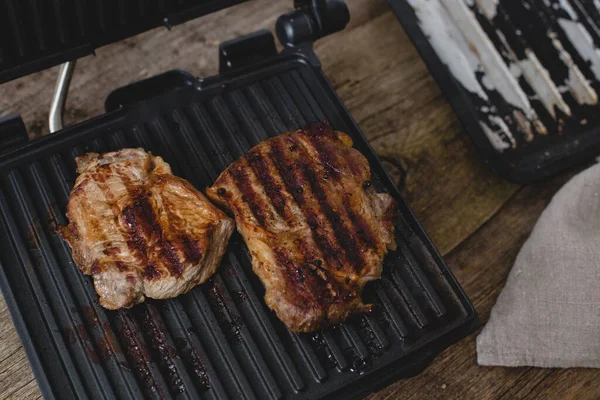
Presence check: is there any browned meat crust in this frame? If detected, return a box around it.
[207,122,397,332]
[60,148,235,309]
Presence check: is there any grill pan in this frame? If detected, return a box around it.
[388,0,600,184]
[0,3,477,400]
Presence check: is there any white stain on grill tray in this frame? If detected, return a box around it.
[558,18,600,81]
[481,117,512,151]
[518,51,572,117]
[554,0,600,83]
[548,30,598,105]
[442,1,536,119]
[406,0,600,153]
[407,0,488,100]
[477,4,572,121]
[556,0,578,18]
[476,0,499,20]
[565,58,598,105]
[407,0,517,151]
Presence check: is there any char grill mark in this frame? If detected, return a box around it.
[121,188,186,278]
[302,130,379,251]
[269,137,350,272]
[315,141,379,250]
[178,235,203,264]
[115,261,127,272]
[272,242,353,313]
[94,163,141,267]
[302,120,330,137]
[244,143,307,229]
[160,239,184,278]
[246,150,287,219]
[303,130,341,181]
[162,196,207,265]
[121,194,152,266]
[293,135,368,274]
[103,244,121,257]
[295,152,364,274]
[272,247,317,309]
[143,264,161,280]
[276,235,325,306]
[229,158,269,227]
[342,196,377,250]
[91,260,101,275]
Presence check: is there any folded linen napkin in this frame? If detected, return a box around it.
[477,163,600,368]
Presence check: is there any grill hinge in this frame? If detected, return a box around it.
[104,70,198,112]
[276,0,350,47]
[219,30,278,74]
[0,114,28,153]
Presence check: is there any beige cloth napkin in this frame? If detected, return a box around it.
[477,163,600,368]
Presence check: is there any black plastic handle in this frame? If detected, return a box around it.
[219,30,278,74]
[104,70,197,112]
[277,0,350,47]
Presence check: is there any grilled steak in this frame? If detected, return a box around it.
[206,122,397,332]
[60,148,235,309]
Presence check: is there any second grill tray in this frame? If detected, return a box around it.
[0,32,476,399]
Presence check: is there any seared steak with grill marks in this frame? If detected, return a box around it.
[206,122,397,332]
[60,148,235,310]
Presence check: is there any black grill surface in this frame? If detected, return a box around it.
[0,53,476,399]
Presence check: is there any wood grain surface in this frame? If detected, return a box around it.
[0,0,597,398]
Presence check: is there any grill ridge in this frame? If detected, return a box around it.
[291,71,327,122]
[0,1,250,83]
[360,313,389,350]
[395,240,447,318]
[135,303,202,398]
[280,73,318,124]
[6,0,25,58]
[321,331,348,370]
[382,273,427,330]
[114,310,172,399]
[372,284,408,338]
[158,299,227,398]
[287,332,327,382]
[52,0,67,45]
[95,0,106,30]
[183,289,256,400]
[208,275,282,400]
[29,0,46,52]
[262,77,307,130]
[22,163,122,399]
[74,0,86,38]
[246,83,289,134]
[0,181,85,398]
[106,131,129,149]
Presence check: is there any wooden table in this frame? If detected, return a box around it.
[0,0,597,398]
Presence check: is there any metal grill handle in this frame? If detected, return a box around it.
[49,60,76,133]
